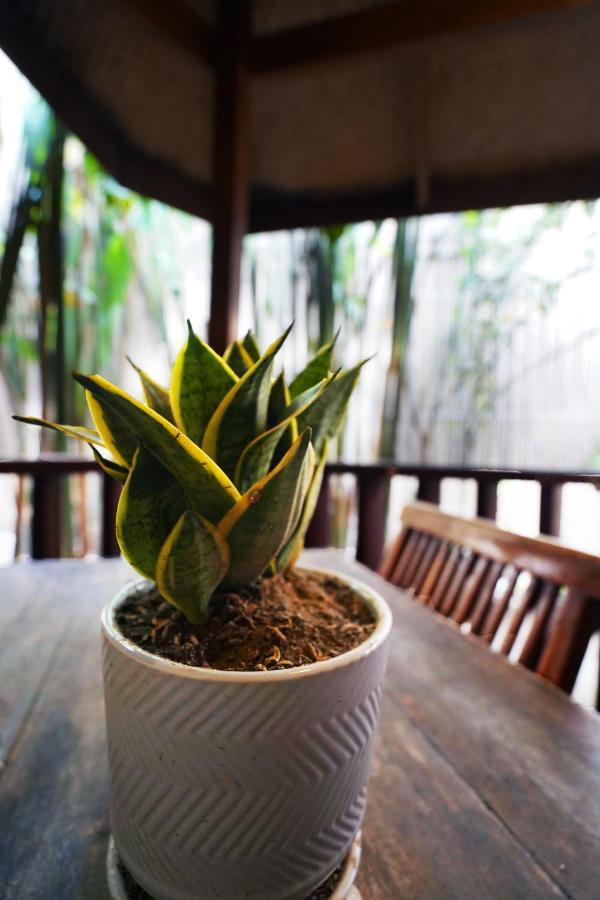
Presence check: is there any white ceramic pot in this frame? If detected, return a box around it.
[101,567,392,900]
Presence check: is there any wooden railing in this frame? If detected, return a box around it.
[306,463,600,570]
[0,457,120,559]
[1,457,600,566]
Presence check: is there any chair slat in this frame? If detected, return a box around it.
[400,533,430,588]
[500,576,541,656]
[389,529,417,585]
[537,590,599,693]
[430,545,461,610]
[452,555,491,624]
[518,582,560,670]
[438,551,475,618]
[481,566,519,644]
[379,526,410,581]
[469,561,504,635]
[418,540,450,604]
[413,537,441,594]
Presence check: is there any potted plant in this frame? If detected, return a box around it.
[16,324,392,900]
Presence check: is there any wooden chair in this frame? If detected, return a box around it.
[379,502,600,705]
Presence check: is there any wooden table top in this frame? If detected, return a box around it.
[1,549,599,899]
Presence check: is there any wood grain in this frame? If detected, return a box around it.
[1,552,599,899]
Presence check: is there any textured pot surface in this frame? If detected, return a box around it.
[101,567,391,900]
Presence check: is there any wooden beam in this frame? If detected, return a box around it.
[208,0,251,353]
[249,0,598,74]
[248,157,600,232]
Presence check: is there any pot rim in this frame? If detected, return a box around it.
[101,564,392,683]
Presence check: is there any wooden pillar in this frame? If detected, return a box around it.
[539,482,562,537]
[477,479,498,520]
[417,475,441,505]
[208,0,251,353]
[32,473,62,558]
[356,468,391,570]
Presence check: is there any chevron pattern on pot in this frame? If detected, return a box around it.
[102,614,389,900]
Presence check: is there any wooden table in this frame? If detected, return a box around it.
[1,549,599,899]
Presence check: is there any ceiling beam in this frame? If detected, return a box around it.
[248,158,600,232]
[249,0,598,74]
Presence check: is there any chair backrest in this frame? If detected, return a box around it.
[379,501,600,699]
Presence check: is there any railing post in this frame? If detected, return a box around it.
[417,476,441,505]
[477,478,498,520]
[305,471,331,548]
[356,468,391,570]
[101,474,122,557]
[539,482,562,536]
[31,473,62,558]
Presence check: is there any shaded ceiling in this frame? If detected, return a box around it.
[1,0,599,230]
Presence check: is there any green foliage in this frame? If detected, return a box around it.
[15,324,365,622]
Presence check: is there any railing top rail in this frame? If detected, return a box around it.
[1,457,600,485]
[325,462,600,485]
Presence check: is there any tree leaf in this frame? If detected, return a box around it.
[73,372,239,522]
[127,356,174,423]
[171,321,237,445]
[86,390,138,466]
[288,330,338,398]
[223,339,253,377]
[276,441,328,571]
[13,415,104,447]
[90,444,129,484]
[156,510,230,623]
[202,324,292,478]
[116,446,186,579]
[218,428,313,587]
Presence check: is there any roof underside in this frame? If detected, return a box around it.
[1,0,600,230]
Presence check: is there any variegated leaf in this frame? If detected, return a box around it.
[116,446,186,580]
[218,428,313,587]
[223,339,253,377]
[90,445,129,484]
[127,357,174,423]
[156,510,230,623]
[202,325,292,479]
[296,360,367,456]
[171,321,237,445]
[86,390,138,466]
[276,441,328,571]
[288,330,338,398]
[73,372,239,522]
[13,415,104,448]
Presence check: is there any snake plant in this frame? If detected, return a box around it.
[15,324,365,622]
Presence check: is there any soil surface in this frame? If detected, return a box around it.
[116,569,375,671]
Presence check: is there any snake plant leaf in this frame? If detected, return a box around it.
[12,415,104,447]
[171,321,237,445]
[73,372,239,522]
[223,339,253,377]
[267,371,289,427]
[287,378,330,417]
[277,440,329,571]
[202,324,293,478]
[127,357,174,423]
[296,359,367,456]
[288,330,339,398]
[117,446,186,579]
[241,330,261,363]
[156,510,230,623]
[90,445,129,484]
[235,377,328,491]
[218,428,313,587]
[86,390,138,467]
